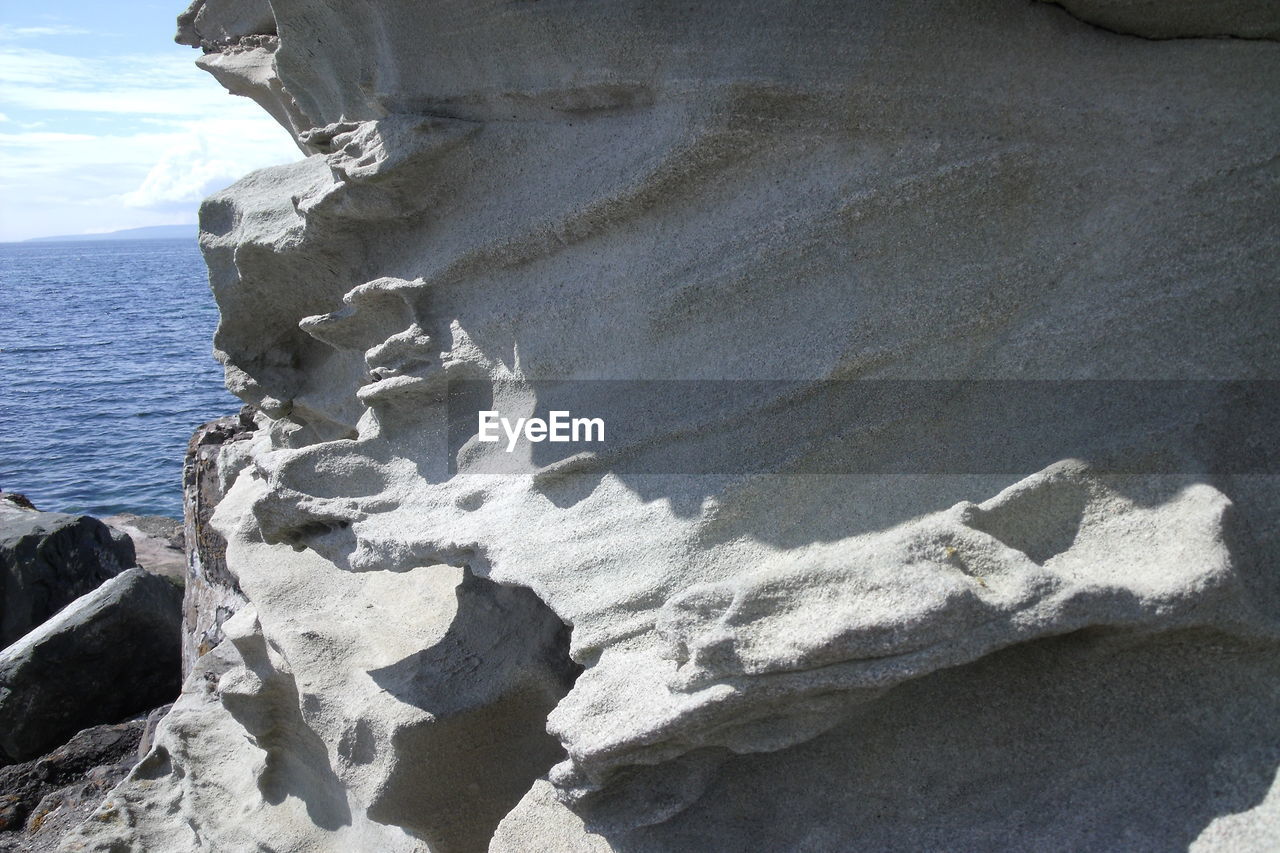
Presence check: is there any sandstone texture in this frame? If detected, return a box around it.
[176,0,275,49]
[67,0,1280,850]
[0,501,135,648]
[0,568,182,764]
[1044,0,1280,39]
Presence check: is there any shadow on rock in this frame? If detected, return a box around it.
[219,622,353,831]
[601,629,1280,852]
[369,569,580,853]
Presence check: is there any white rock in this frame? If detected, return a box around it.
[68,0,1280,849]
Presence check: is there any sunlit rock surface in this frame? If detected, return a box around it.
[67,1,1279,850]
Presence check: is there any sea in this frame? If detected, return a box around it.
[0,238,239,519]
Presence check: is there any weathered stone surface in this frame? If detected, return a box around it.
[69,0,1280,850]
[0,569,181,763]
[0,503,134,648]
[61,568,577,852]
[101,515,185,585]
[0,719,145,845]
[493,629,1280,852]
[0,494,36,512]
[104,515,181,550]
[179,411,253,677]
[175,0,275,49]
[1042,0,1280,39]
[134,703,174,763]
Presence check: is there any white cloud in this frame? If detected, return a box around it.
[0,24,92,39]
[0,46,302,240]
[0,130,97,143]
[122,148,228,207]
[122,123,296,209]
[0,48,263,117]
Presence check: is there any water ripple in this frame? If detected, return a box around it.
[0,238,239,517]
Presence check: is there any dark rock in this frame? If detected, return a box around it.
[0,718,145,840]
[0,569,181,763]
[0,504,136,648]
[181,412,254,676]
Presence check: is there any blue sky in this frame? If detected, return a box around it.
[0,1,299,241]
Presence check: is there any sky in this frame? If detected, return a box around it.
[0,1,300,241]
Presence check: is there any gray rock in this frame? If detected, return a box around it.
[0,569,181,763]
[68,0,1280,849]
[101,514,185,585]
[102,515,181,549]
[1041,0,1280,39]
[60,570,579,853]
[0,505,135,648]
[175,0,275,48]
[0,494,36,512]
[135,703,174,761]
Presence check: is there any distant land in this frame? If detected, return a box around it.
[24,224,196,243]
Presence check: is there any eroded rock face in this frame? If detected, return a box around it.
[101,514,185,584]
[71,1,1280,849]
[175,0,275,50]
[61,565,578,852]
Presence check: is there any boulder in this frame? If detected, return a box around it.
[0,569,181,763]
[0,504,135,648]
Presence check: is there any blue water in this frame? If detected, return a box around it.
[0,239,239,518]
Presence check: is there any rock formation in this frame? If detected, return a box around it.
[67,0,1279,850]
[0,499,135,647]
[179,409,255,675]
[99,515,185,584]
[0,719,148,844]
[0,568,182,764]
[0,496,184,850]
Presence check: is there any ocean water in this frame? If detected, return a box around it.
[0,238,239,518]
